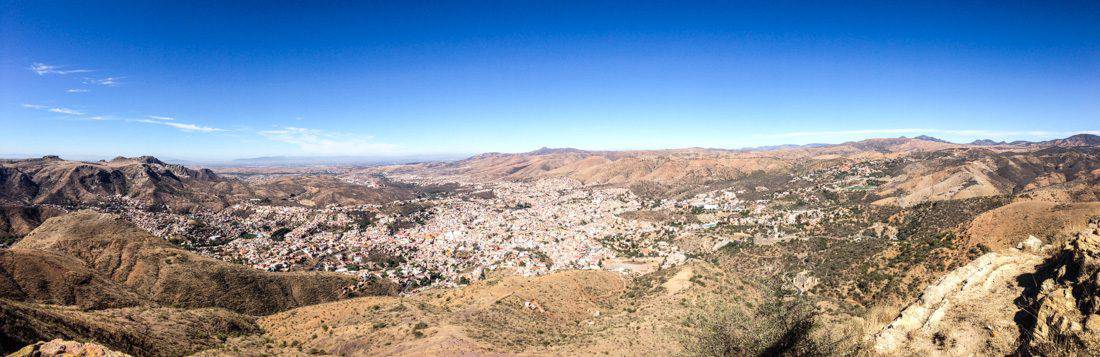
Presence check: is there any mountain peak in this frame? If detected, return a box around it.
[110,155,166,165]
[969,139,1006,146]
[528,147,585,155]
[913,135,951,143]
[1042,133,1100,147]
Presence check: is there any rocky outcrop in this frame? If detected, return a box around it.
[873,247,1044,355]
[1026,218,1100,354]
[874,219,1100,356]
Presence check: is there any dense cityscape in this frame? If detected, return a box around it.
[71,158,910,293]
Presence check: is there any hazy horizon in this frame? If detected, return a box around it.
[3,1,1098,160]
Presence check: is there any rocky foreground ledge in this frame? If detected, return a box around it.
[875,217,1100,355]
[1028,217,1100,353]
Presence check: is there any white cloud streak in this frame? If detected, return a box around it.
[48,107,85,115]
[23,103,103,120]
[83,77,122,86]
[20,104,222,133]
[22,103,108,121]
[137,119,225,133]
[30,63,93,75]
[66,89,89,93]
[259,126,398,155]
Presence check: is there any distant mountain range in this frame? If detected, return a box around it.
[967,134,1100,147]
[507,133,1100,155]
[363,134,1100,202]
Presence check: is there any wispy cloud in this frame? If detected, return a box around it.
[84,77,122,86]
[136,119,225,133]
[48,107,85,115]
[66,89,89,93]
[259,126,398,155]
[22,103,105,120]
[20,103,223,132]
[30,63,93,75]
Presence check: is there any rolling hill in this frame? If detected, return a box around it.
[11,211,359,315]
[0,210,384,355]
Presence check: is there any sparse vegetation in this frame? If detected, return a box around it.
[683,286,823,356]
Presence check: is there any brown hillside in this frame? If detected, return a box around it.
[0,167,38,203]
[8,339,128,357]
[0,204,65,239]
[875,148,1100,206]
[966,201,1100,250]
[13,210,357,315]
[0,248,148,310]
[197,264,758,356]
[194,270,632,356]
[0,299,258,357]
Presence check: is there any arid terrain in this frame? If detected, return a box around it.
[2,134,1099,356]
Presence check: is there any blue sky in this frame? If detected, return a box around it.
[1,1,1097,160]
